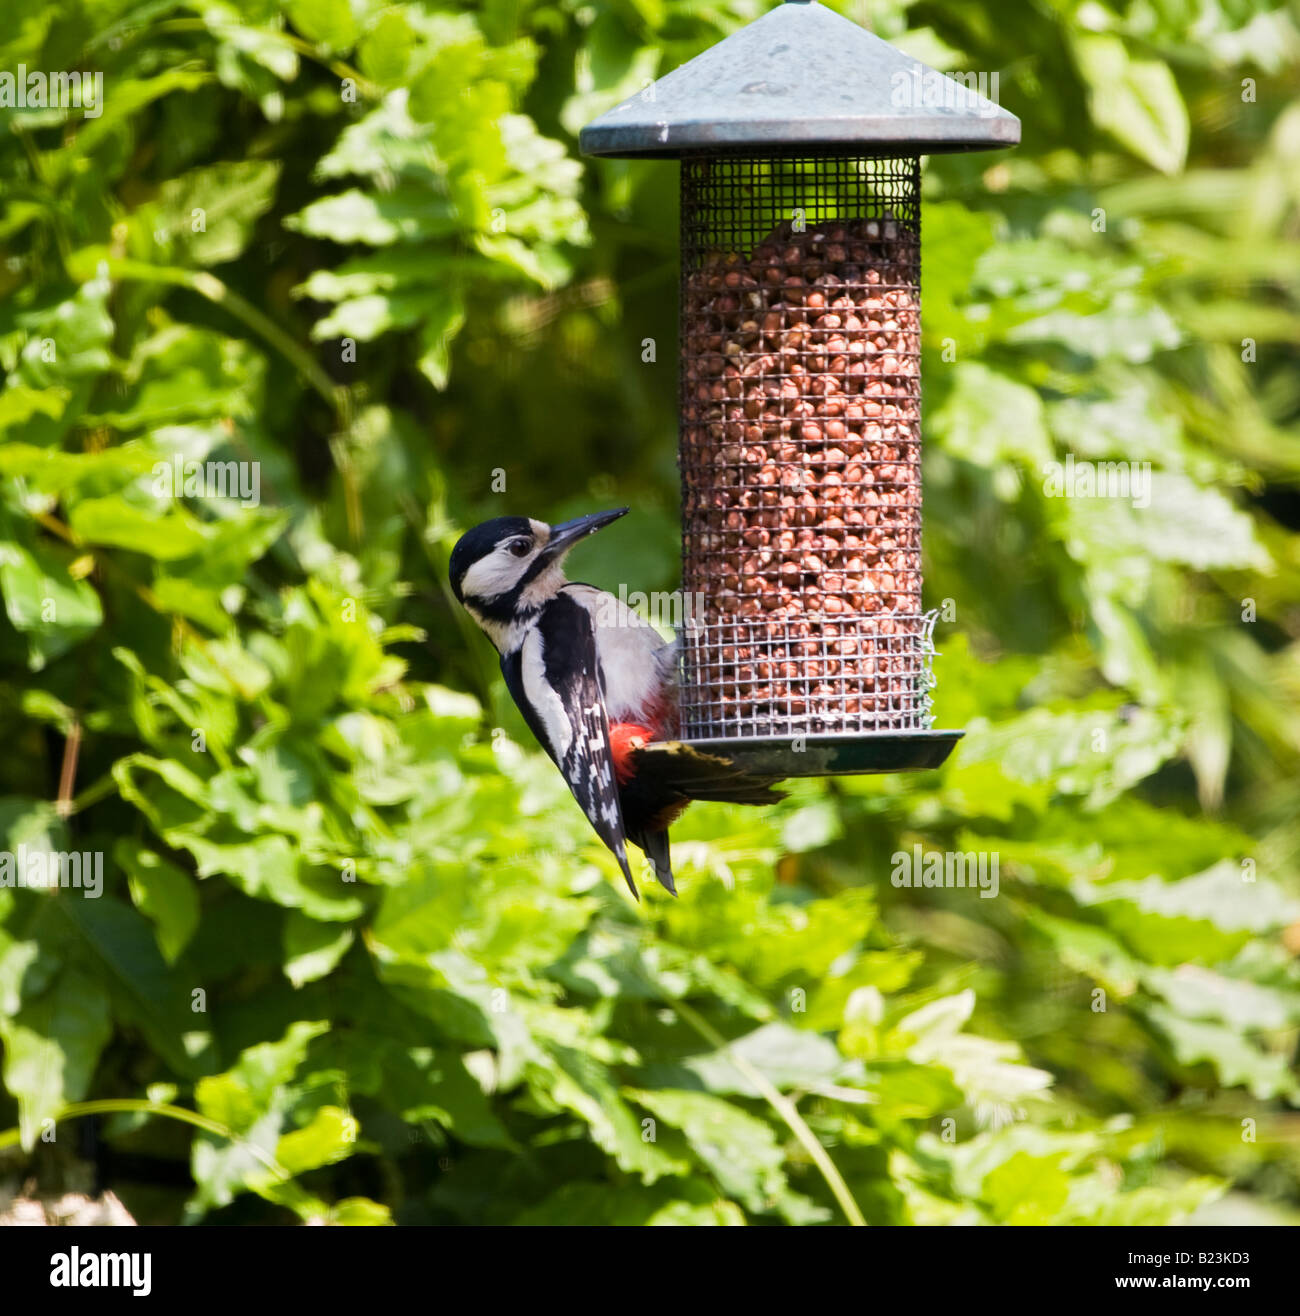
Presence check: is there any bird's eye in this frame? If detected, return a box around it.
[508,539,531,558]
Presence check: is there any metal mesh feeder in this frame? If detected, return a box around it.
[581,0,1019,779]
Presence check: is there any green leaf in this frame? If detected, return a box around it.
[896,992,1053,1109]
[931,363,1052,472]
[1025,910,1142,996]
[780,799,842,853]
[0,960,111,1149]
[328,1197,393,1226]
[1145,965,1300,1031]
[69,496,210,560]
[626,1088,787,1212]
[1146,1006,1298,1100]
[652,1022,853,1097]
[283,912,354,987]
[12,269,115,391]
[538,1046,688,1183]
[183,835,364,921]
[286,0,357,53]
[195,1020,329,1134]
[358,11,416,86]
[1006,292,1181,361]
[117,839,200,965]
[982,1150,1071,1225]
[953,704,1185,811]
[1073,861,1300,963]
[189,1021,329,1217]
[1068,1177,1224,1227]
[72,70,212,154]
[333,1036,512,1150]
[513,1179,743,1226]
[150,161,281,265]
[286,188,458,246]
[0,514,102,670]
[1074,34,1189,175]
[276,1105,357,1174]
[91,327,258,431]
[1060,473,1268,575]
[310,290,433,342]
[0,440,156,495]
[0,386,68,429]
[416,292,467,389]
[0,796,67,861]
[57,895,209,1077]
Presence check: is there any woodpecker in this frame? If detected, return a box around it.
[448,508,781,899]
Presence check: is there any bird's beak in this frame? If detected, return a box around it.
[539,507,629,562]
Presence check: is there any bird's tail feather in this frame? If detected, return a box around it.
[628,741,786,807]
[671,781,787,804]
[629,828,677,896]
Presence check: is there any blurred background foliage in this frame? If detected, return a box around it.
[0,0,1298,1225]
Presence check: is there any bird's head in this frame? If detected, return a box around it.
[448,508,629,649]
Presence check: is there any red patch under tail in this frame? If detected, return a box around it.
[609,722,657,785]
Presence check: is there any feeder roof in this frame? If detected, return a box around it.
[579,1,1020,159]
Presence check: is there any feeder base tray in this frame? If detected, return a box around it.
[636,731,962,782]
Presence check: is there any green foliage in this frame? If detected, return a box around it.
[0,0,1298,1225]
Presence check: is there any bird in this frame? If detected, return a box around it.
[448,508,782,899]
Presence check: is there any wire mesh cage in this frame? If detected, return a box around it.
[677,153,931,746]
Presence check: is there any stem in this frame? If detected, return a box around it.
[0,1099,291,1182]
[400,494,496,713]
[11,127,71,263]
[89,257,361,534]
[192,270,350,426]
[55,721,82,818]
[86,17,380,101]
[329,433,363,546]
[69,771,119,816]
[668,997,867,1226]
[92,258,347,424]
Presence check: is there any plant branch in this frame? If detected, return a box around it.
[0,1099,291,1183]
[55,720,82,819]
[667,997,868,1226]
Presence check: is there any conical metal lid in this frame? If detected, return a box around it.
[579,1,1019,158]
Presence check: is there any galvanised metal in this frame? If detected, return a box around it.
[579,1,1020,160]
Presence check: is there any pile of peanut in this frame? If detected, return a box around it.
[680,216,924,733]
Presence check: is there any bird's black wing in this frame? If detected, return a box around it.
[501,595,638,898]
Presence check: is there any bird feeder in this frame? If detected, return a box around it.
[580,0,1018,779]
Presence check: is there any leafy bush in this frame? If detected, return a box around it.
[0,0,1297,1225]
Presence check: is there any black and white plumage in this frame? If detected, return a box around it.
[500,589,630,879]
[448,509,781,899]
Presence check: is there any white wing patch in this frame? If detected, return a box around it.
[512,593,637,897]
[520,629,572,761]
